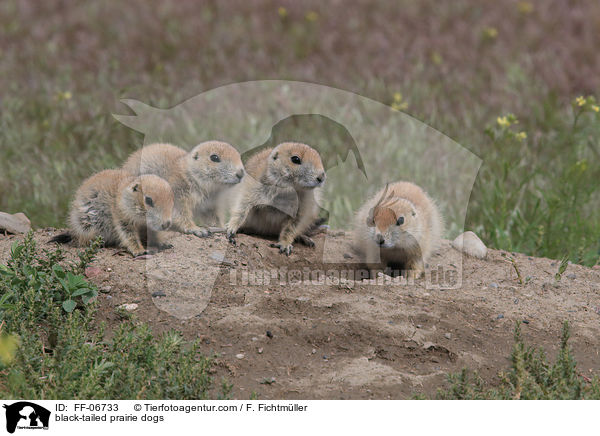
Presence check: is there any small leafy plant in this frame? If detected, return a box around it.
[436,321,600,399]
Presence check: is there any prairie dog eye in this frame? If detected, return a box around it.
[193,153,199,160]
[396,216,404,226]
[210,154,220,162]
[145,196,154,207]
[290,155,302,165]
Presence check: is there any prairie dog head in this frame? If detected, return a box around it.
[185,141,245,186]
[266,142,326,190]
[366,186,422,249]
[121,175,174,231]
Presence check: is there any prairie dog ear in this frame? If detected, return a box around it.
[132,183,139,192]
[411,209,416,217]
[193,152,199,161]
[271,150,279,160]
[366,208,375,227]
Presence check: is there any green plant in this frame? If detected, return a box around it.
[436,322,600,399]
[0,234,227,399]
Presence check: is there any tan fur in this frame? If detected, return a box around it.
[226,142,326,255]
[353,181,444,278]
[122,141,244,237]
[68,169,174,256]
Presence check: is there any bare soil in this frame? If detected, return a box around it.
[2,229,600,399]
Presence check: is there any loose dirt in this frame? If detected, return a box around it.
[2,229,599,399]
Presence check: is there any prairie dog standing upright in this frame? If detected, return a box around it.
[353,181,443,277]
[122,141,244,237]
[51,170,174,257]
[226,142,326,255]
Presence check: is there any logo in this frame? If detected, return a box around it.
[3,402,50,434]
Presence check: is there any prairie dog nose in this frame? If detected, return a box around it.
[316,172,325,184]
[236,168,245,180]
[375,234,385,245]
[162,220,172,230]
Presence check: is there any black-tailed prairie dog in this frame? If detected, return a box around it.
[353,181,443,278]
[122,141,244,237]
[50,170,174,257]
[226,142,326,255]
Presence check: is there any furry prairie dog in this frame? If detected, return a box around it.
[51,170,174,257]
[353,181,443,278]
[226,142,326,255]
[122,141,244,237]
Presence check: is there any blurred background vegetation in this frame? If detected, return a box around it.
[0,0,599,265]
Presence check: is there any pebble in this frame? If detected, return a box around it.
[119,303,138,312]
[522,319,530,324]
[444,333,452,339]
[489,282,499,289]
[257,348,263,354]
[0,211,31,234]
[323,355,329,360]
[451,231,487,259]
[100,286,112,294]
[567,273,576,280]
[251,337,258,342]
[266,330,273,339]
[152,291,166,298]
[235,353,245,359]
[497,314,504,320]
[312,348,317,354]
[85,267,102,278]
[343,253,353,259]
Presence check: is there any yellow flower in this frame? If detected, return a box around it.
[516,131,527,140]
[575,96,586,107]
[0,334,19,365]
[592,105,599,112]
[497,116,510,128]
[391,101,408,112]
[431,51,443,65]
[482,26,498,40]
[393,92,403,102]
[278,7,288,18]
[517,2,534,14]
[305,11,319,22]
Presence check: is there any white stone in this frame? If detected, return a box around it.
[451,231,487,259]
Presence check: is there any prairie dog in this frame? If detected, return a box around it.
[122,141,244,237]
[226,142,326,255]
[353,181,443,278]
[51,170,174,257]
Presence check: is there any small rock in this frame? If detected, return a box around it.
[235,353,245,359]
[100,285,112,294]
[257,348,263,354]
[0,211,31,234]
[522,319,530,324]
[312,348,317,354]
[106,268,112,272]
[266,330,273,339]
[343,253,353,259]
[322,355,329,360]
[119,303,138,312]
[152,290,166,298]
[209,251,234,266]
[451,231,487,259]
[85,267,102,278]
[497,314,504,320]
[514,298,519,304]
[444,333,452,339]
[489,282,499,289]
[416,324,423,329]
[567,273,576,280]
[251,337,259,342]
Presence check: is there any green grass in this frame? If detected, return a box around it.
[0,233,228,399]
[435,321,600,399]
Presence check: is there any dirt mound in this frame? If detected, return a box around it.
[2,229,600,399]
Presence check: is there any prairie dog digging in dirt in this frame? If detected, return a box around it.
[50,170,174,257]
[353,181,443,278]
[122,141,245,237]
[226,142,326,256]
